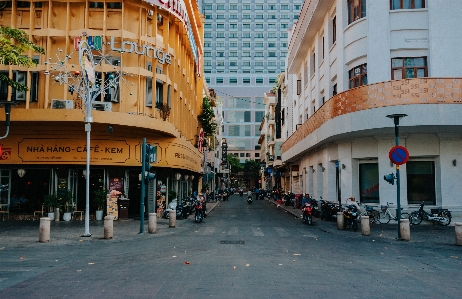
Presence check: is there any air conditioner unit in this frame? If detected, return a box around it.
[51,99,74,109]
[92,101,112,112]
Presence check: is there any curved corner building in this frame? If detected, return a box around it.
[283,0,462,214]
[0,0,204,218]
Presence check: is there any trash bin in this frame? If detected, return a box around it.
[118,198,130,220]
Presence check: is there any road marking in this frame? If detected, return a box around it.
[274,227,289,237]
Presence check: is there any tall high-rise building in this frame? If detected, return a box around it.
[202,1,303,164]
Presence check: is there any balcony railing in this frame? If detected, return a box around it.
[282,78,462,152]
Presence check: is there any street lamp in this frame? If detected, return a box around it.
[386,113,407,240]
[0,101,19,140]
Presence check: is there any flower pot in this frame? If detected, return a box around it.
[63,212,72,221]
[48,212,55,221]
[96,210,104,221]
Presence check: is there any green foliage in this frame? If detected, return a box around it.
[0,26,45,91]
[227,154,243,175]
[168,190,177,200]
[197,97,218,139]
[93,188,107,210]
[243,160,262,179]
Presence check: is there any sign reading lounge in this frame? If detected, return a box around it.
[74,35,172,65]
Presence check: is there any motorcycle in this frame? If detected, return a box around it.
[301,202,313,225]
[409,202,452,226]
[343,204,359,231]
[239,189,243,197]
[247,194,253,204]
[310,198,321,218]
[284,192,294,206]
[164,199,184,220]
[194,200,205,223]
[320,199,340,221]
[258,192,265,200]
[222,190,229,201]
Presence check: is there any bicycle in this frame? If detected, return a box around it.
[378,202,409,224]
[359,204,380,223]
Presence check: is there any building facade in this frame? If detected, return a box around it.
[201,0,303,169]
[282,0,462,213]
[0,0,205,219]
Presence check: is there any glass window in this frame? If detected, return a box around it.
[255,52,263,57]
[255,125,262,136]
[268,24,277,29]
[268,5,276,10]
[268,52,276,57]
[391,0,425,9]
[229,15,238,19]
[268,33,277,38]
[391,57,427,79]
[229,77,238,84]
[205,77,210,83]
[216,33,225,38]
[242,5,251,10]
[230,4,238,10]
[281,15,289,19]
[407,161,435,205]
[255,4,264,10]
[228,98,251,109]
[242,52,251,57]
[242,61,251,66]
[216,52,225,57]
[255,111,265,122]
[216,61,225,67]
[227,111,251,122]
[348,0,367,24]
[243,42,251,48]
[349,63,368,88]
[204,33,212,38]
[217,24,225,29]
[255,43,264,48]
[243,15,251,19]
[359,163,379,203]
[217,4,225,10]
[216,77,223,84]
[204,5,212,10]
[229,52,238,57]
[243,77,251,84]
[230,61,237,67]
[217,15,225,19]
[256,77,264,83]
[256,15,264,19]
[230,24,238,29]
[281,5,289,10]
[205,14,212,19]
[204,52,212,57]
[268,15,277,19]
[204,24,212,29]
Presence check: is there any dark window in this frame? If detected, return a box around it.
[107,2,122,9]
[359,163,379,203]
[349,63,368,88]
[146,77,152,107]
[391,57,427,80]
[391,0,425,9]
[333,84,337,96]
[244,111,251,122]
[332,16,337,44]
[155,81,163,107]
[407,161,435,205]
[348,0,367,24]
[89,2,104,9]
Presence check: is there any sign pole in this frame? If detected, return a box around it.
[140,138,146,234]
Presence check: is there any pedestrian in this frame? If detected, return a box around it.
[255,187,260,201]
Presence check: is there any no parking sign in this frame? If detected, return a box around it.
[389,146,409,165]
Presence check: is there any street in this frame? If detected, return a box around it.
[0,194,461,298]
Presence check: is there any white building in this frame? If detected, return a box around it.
[282,0,462,214]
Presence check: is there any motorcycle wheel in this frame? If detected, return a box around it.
[195,212,201,223]
[440,215,451,226]
[409,213,422,225]
[164,212,169,219]
[308,216,312,225]
[378,211,391,224]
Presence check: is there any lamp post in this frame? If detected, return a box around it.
[386,113,407,240]
[0,101,19,140]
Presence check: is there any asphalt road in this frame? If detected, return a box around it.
[0,194,461,298]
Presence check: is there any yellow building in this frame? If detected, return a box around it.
[0,0,205,219]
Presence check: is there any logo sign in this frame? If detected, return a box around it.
[389,145,410,165]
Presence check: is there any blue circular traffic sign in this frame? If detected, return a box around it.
[389,146,409,165]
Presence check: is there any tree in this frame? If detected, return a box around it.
[243,160,261,182]
[0,26,45,91]
[227,154,242,176]
[197,97,218,138]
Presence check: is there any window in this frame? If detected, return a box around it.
[217,61,225,67]
[348,0,367,24]
[256,4,264,10]
[243,15,251,19]
[255,42,264,48]
[281,33,288,38]
[255,24,264,29]
[242,52,251,57]
[268,5,276,10]
[269,77,277,84]
[281,5,289,10]
[391,0,425,9]
[204,33,212,38]
[230,33,238,38]
[204,61,212,66]
[230,4,238,10]
[256,33,264,38]
[216,42,225,48]
[230,61,237,67]
[229,15,238,19]
[230,42,238,48]
[243,24,251,29]
[243,43,251,48]
[145,77,152,107]
[243,4,251,10]
[294,5,302,10]
[349,63,368,88]
[256,77,264,84]
[281,43,288,48]
[217,15,225,19]
[294,14,299,20]
[333,84,337,96]
[255,111,265,122]
[204,4,212,10]
[311,52,315,76]
[359,163,379,203]
[268,24,277,29]
[268,33,277,38]
[268,43,276,48]
[216,52,225,57]
[217,4,225,10]
[155,81,163,107]
[407,161,435,205]
[332,16,337,44]
[256,15,264,19]
[230,24,238,29]
[204,42,211,48]
[255,52,263,57]
[281,24,289,29]
[216,77,224,84]
[230,52,238,57]
[230,77,238,84]
[243,77,251,84]
[242,61,251,66]
[216,24,224,29]
[205,14,212,19]
[204,24,212,29]
[391,57,427,79]
[281,15,290,19]
[243,33,251,38]
[216,33,225,38]
[268,61,277,66]
[268,15,277,19]
[268,52,276,57]
[228,98,251,109]
[204,52,212,57]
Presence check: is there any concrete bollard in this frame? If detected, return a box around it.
[361,216,370,236]
[39,217,51,243]
[169,210,176,228]
[400,219,410,241]
[148,213,157,234]
[104,215,114,239]
[455,222,462,246]
[337,212,344,230]
[55,208,60,222]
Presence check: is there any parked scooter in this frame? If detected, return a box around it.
[164,199,184,220]
[320,199,340,221]
[222,190,229,201]
[301,202,313,225]
[343,204,359,231]
[239,188,243,197]
[409,202,452,226]
[258,191,265,200]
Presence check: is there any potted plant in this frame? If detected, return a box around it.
[61,190,73,221]
[93,188,107,221]
[43,193,59,221]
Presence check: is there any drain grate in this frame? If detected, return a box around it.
[219,240,245,245]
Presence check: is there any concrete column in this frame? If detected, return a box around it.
[104,215,114,239]
[337,212,344,230]
[455,222,462,246]
[55,208,60,222]
[361,216,370,236]
[400,219,410,241]
[169,210,176,228]
[148,213,157,234]
[39,217,51,243]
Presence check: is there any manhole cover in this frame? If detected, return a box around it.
[219,240,245,245]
